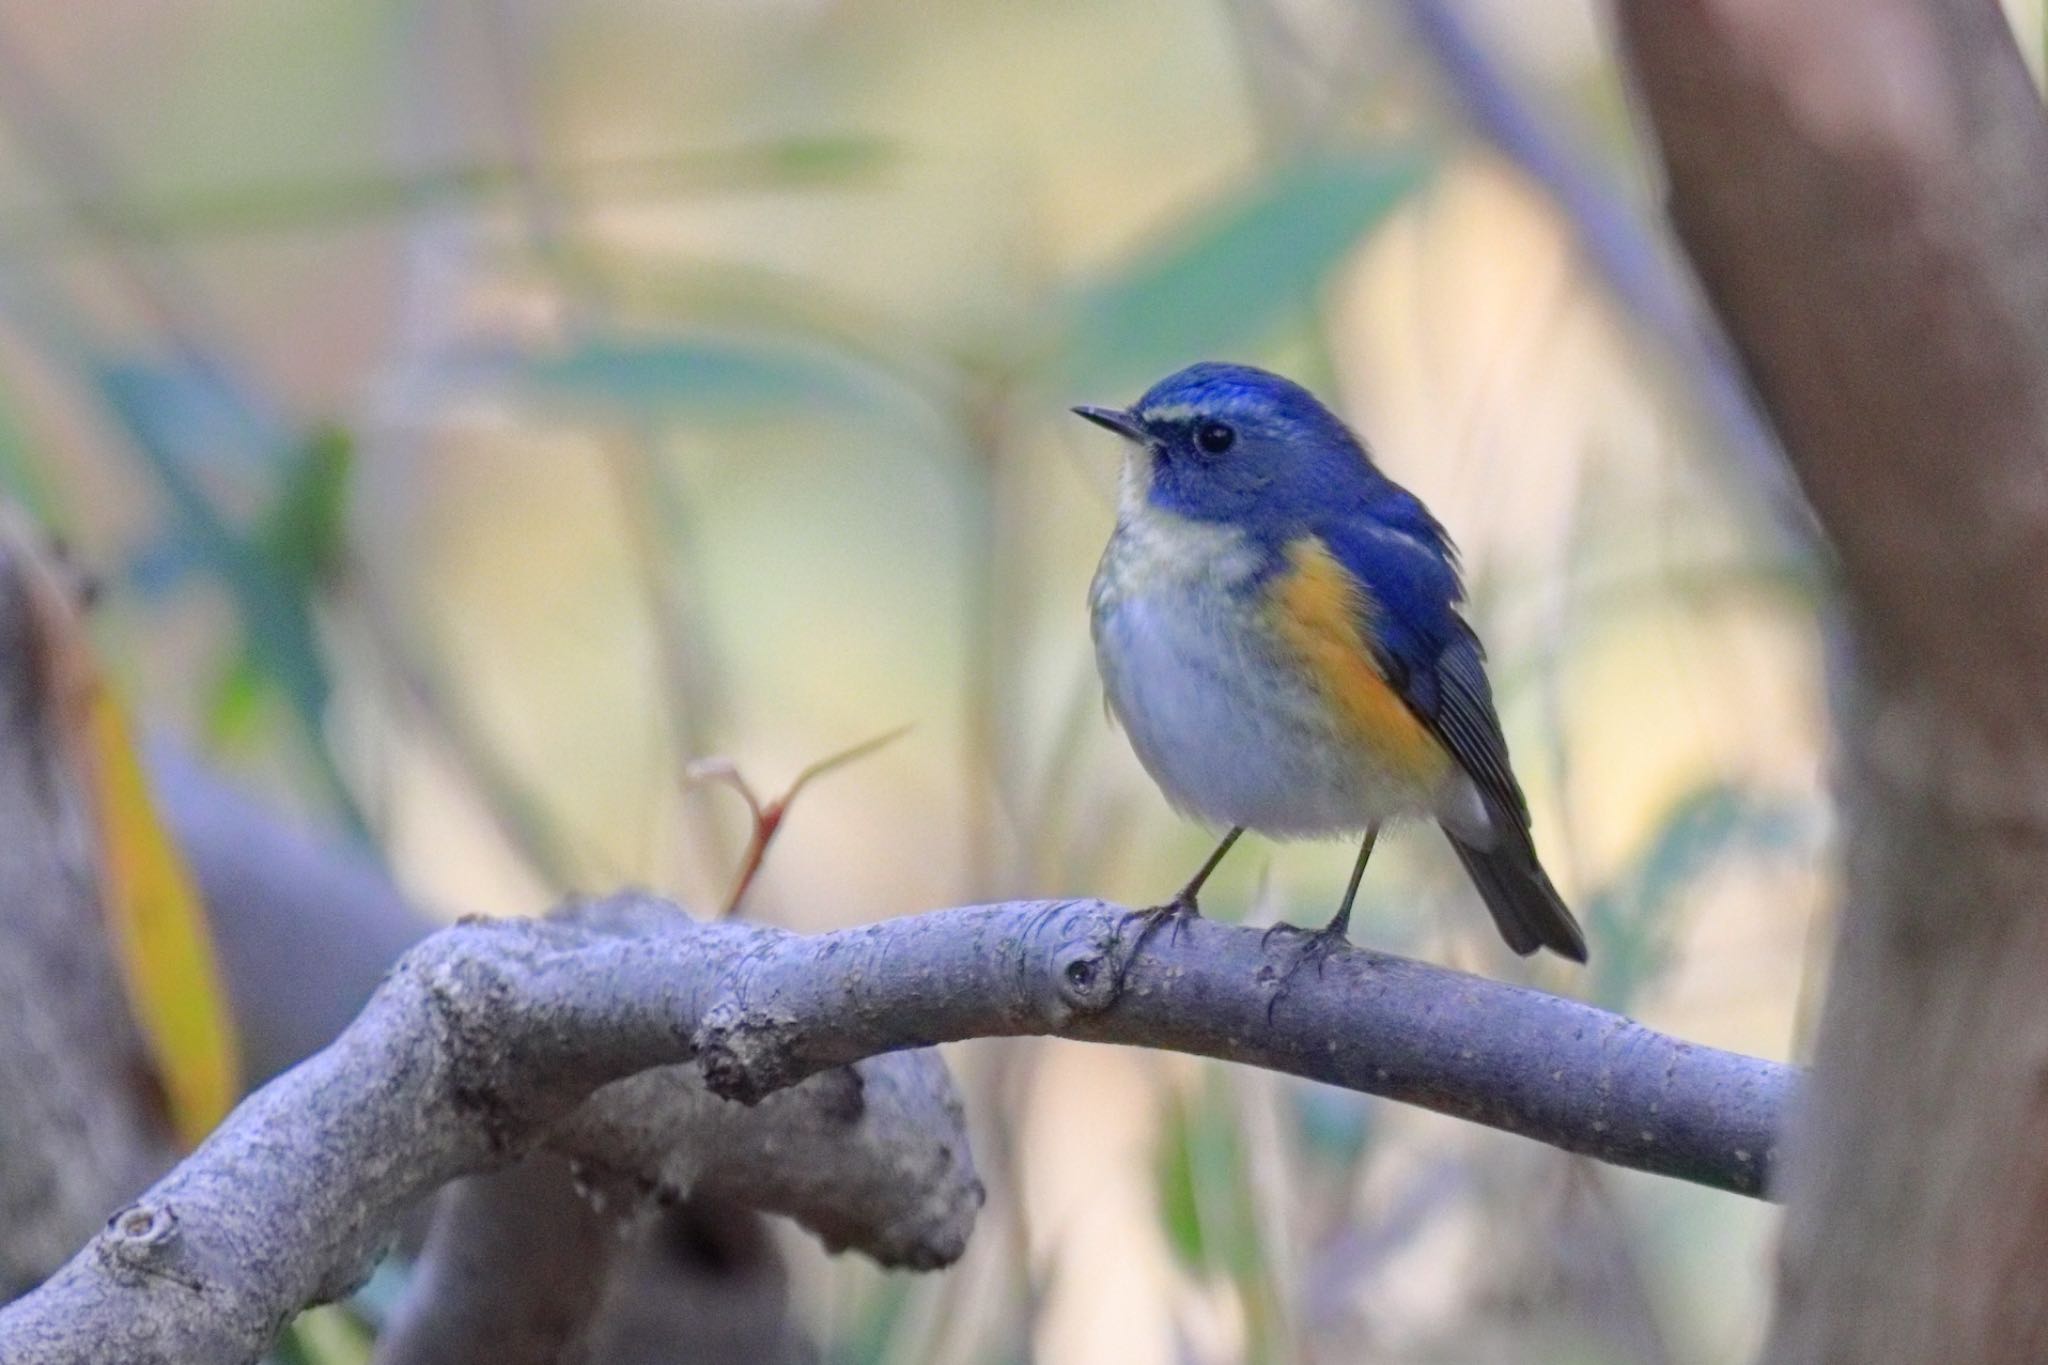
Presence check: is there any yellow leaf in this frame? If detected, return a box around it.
[85,689,243,1147]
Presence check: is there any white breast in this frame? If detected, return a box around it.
[1089,508,1462,838]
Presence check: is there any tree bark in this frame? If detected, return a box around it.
[579,1196,808,1365]
[374,1158,809,1365]
[1613,1,2048,1359]
[0,534,175,1297]
[687,900,1789,1194]
[373,1152,647,1365]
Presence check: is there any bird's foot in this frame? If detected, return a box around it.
[1130,893,1201,954]
[1262,919,1350,1023]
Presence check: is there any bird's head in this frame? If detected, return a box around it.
[1073,362,1380,531]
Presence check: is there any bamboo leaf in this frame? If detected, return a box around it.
[1585,783,1809,1010]
[0,138,896,244]
[1064,148,1433,385]
[261,422,354,588]
[92,362,362,829]
[481,331,905,423]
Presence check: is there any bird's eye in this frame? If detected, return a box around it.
[1195,421,1236,455]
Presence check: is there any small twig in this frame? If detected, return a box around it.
[687,725,911,916]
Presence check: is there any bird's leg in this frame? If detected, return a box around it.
[1173,825,1244,914]
[1323,823,1378,941]
[1133,826,1243,950]
[1265,825,1378,1018]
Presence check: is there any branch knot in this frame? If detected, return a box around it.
[694,997,798,1105]
[1049,932,1121,1019]
[104,1202,177,1262]
[95,1201,199,1291]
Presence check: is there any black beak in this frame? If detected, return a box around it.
[1071,405,1148,444]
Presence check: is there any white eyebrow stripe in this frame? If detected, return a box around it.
[1137,395,1278,427]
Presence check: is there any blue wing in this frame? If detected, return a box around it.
[1313,501,1530,834]
[1317,500,1587,961]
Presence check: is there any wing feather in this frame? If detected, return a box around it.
[1429,629,1535,844]
[1314,514,1533,843]
[1315,506,1586,960]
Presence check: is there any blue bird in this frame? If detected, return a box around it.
[1074,362,1587,964]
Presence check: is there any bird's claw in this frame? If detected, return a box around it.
[1263,921,1349,1023]
[1259,919,1305,952]
[1130,893,1200,954]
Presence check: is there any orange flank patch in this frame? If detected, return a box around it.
[1266,536,1450,783]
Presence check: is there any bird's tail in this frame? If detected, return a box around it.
[1444,832,1588,964]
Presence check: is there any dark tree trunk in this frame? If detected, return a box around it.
[1614,1,2048,1358]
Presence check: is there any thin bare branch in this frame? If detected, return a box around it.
[688,724,911,915]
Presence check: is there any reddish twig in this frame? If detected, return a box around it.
[687,725,912,917]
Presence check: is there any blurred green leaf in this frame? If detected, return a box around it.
[138,422,351,759]
[1063,148,1433,385]
[748,134,899,180]
[94,361,361,831]
[481,332,915,426]
[1156,1077,1264,1282]
[1158,1090,1206,1268]
[95,360,282,471]
[95,364,330,725]
[204,648,270,750]
[261,422,354,587]
[1291,1082,1375,1171]
[0,376,60,526]
[0,138,897,244]
[839,1272,915,1365]
[1585,782,1809,1010]
[272,1305,372,1365]
[345,1257,413,1335]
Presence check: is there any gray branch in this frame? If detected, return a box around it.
[683,901,1791,1194]
[0,899,981,1365]
[146,745,812,1364]
[0,890,1795,1364]
[373,1152,651,1365]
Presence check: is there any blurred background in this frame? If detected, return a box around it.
[8,0,2011,1359]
